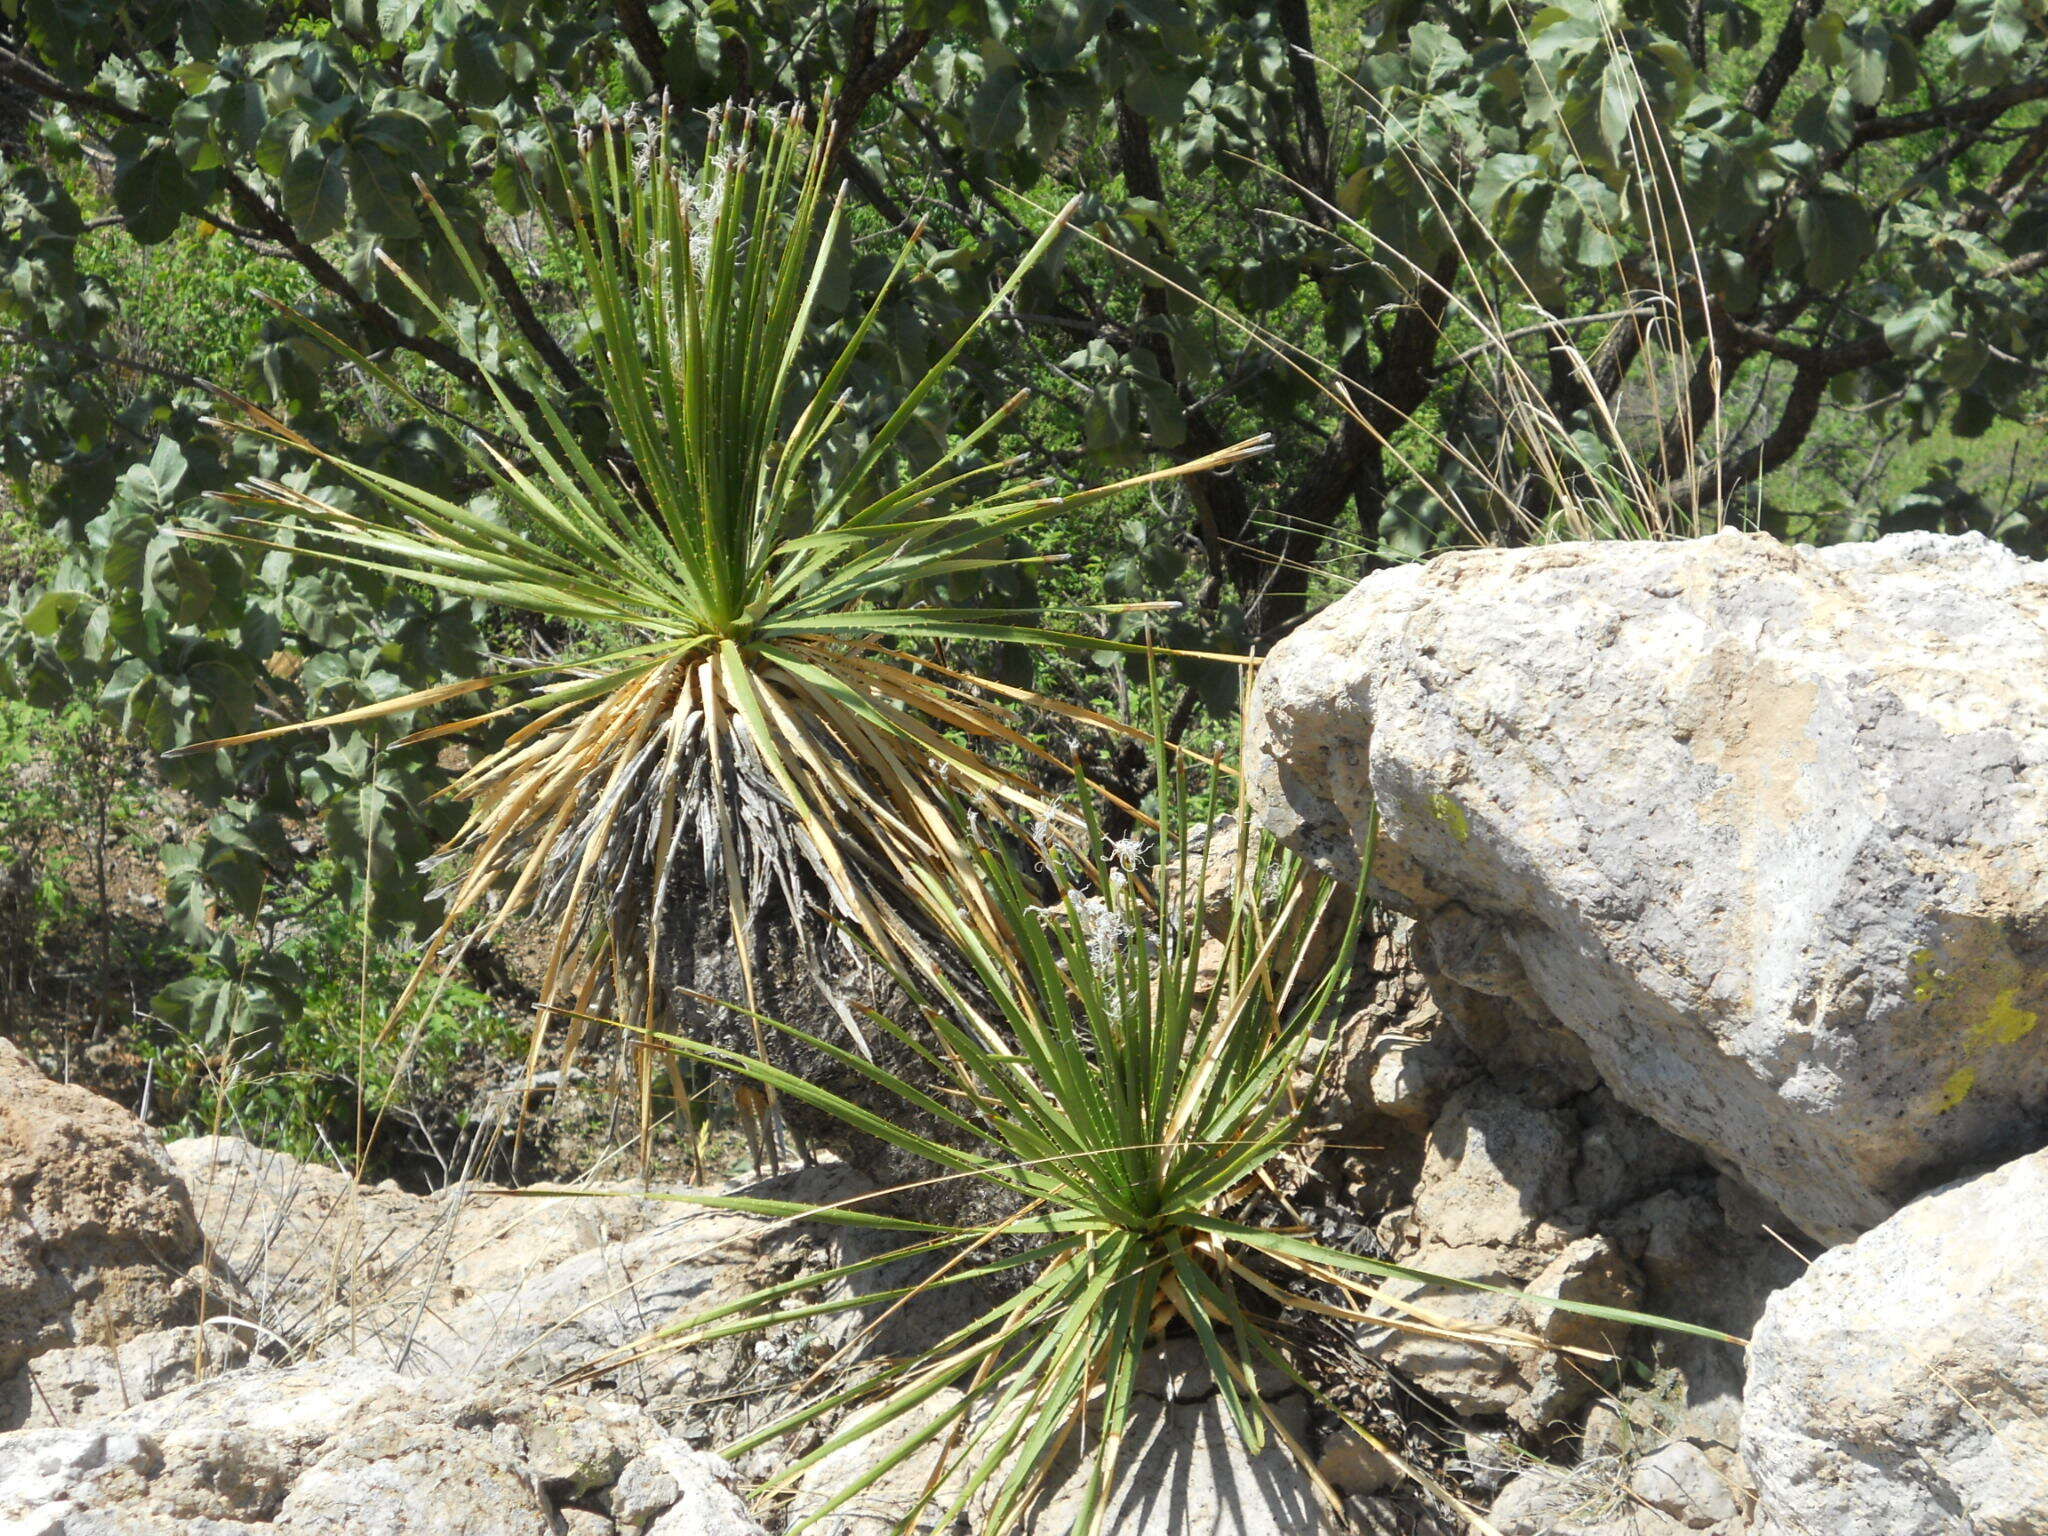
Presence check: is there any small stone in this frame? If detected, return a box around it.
[1488,1470,1559,1535]
[1578,1400,1667,1462]
[1460,1428,1518,1497]
[524,1415,630,1496]
[1316,1427,1397,1495]
[609,1451,682,1527]
[1628,1441,1740,1528]
[642,1449,764,1536]
[1343,1494,1459,1535]
[1365,1030,1477,1129]
[1415,1083,1575,1250]
[559,1511,617,1536]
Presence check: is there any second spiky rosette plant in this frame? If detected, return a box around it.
[579,739,1737,1535]
[182,105,1265,1050]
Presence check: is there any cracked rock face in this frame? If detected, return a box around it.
[1250,529,2048,1241]
[1358,1081,1663,1430]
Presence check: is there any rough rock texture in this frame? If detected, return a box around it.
[164,1135,455,1353]
[1250,529,2048,1240]
[1362,1194,1641,1428]
[1742,1145,2048,1536]
[1354,1075,1778,1435]
[1292,918,1798,1462]
[11,1325,251,1431]
[164,1135,900,1428]
[1629,1440,1743,1528]
[1490,1457,1745,1536]
[164,1135,709,1358]
[404,1162,909,1418]
[0,1041,213,1429]
[0,1359,765,1535]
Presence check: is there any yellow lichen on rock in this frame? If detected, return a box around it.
[1974,988,2040,1047]
[1429,791,1470,843]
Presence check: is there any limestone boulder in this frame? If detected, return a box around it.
[1251,529,2048,1240]
[163,1136,446,1356]
[1742,1145,2048,1536]
[0,1041,213,1428]
[404,1162,897,1418]
[164,1134,891,1421]
[11,1325,251,1431]
[0,1359,766,1535]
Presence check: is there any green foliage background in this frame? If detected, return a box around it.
[0,0,2044,1067]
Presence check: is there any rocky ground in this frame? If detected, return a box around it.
[6,528,2048,1535]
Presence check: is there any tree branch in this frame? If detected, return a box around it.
[614,0,669,84]
[1272,0,1333,202]
[0,45,153,125]
[1113,94,1260,611]
[0,327,213,393]
[479,242,587,398]
[1850,75,2048,148]
[1903,0,1960,43]
[214,171,492,392]
[1676,365,1829,509]
[1744,0,1827,119]
[829,11,931,185]
[1672,334,1889,508]
[1254,253,1458,638]
[0,45,506,395]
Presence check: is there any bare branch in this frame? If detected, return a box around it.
[614,0,669,83]
[1744,0,1827,119]
[1850,76,2048,148]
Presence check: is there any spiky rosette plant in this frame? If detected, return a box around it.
[581,735,1737,1535]
[179,105,1265,1052]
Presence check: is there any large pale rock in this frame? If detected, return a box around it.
[163,1136,674,1356]
[0,1359,766,1535]
[165,1137,939,1447]
[164,1136,447,1352]
[1742,1146,2048,1536]
[0,1041,211,1427]
[12,1325,251,1430]
[404,1163,903,1419]
[165,1135,884,1414]
[1251,530,2048,1240]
